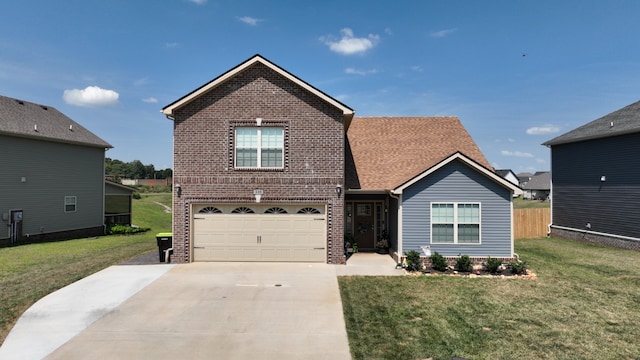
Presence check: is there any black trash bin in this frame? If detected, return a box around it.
[156,232,172,263]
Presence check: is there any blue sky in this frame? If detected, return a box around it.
[2,1,640,174]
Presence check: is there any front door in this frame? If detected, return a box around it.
[353,202,375,250]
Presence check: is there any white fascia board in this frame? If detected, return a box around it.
[392,152,522,195]
[161,55,354,119]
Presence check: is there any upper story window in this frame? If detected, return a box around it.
[235,127,283,169]
[431,203,480,244]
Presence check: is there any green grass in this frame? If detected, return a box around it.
[513,197,550,209]
[339,238,640,360]
[0,193,172,344]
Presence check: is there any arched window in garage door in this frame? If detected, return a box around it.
[198,207,223,214]
[231,206,255,214]
[264,207,287,214]
[297,207,321,214]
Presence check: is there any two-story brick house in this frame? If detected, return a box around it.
[162,55,353,264]
[162,55,520,264]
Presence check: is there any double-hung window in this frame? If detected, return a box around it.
[235,127,283,168]
[65,196,77,213]
[431,203,480,244]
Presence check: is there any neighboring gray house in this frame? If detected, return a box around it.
[516,172,533,188]
[543,99,640,250]
[0,95,112,245]
[522,171,550,200]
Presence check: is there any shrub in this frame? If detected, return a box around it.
[405,250,422,272]
[132,192,141,200]
[107,224,150,235]
[484,256,502,274]
[344,233,358,253]
[509,260,528,275]
[430,251,448,272]
[455,254,472,272]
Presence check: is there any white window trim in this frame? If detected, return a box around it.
[234,127,284,169]
[430,202,481,245]
[64,196,77,213]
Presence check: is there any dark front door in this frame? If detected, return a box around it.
[10,210,23,244]
[353,202,375,250]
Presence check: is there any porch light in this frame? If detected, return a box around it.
[335,185,342,197]
[175,184,181,197]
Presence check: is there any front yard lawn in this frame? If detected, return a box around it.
[0,193,171,344]
[339,237,640,360]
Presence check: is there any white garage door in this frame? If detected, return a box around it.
[192,204,327,262]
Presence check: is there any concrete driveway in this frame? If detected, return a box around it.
[0,262,353,360]
[1,253,401,359]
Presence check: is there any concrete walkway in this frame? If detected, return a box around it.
[0,253,400,359]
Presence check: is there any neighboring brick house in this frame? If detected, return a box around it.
[162,55,521,264]
[543,100,640,250]
[0,95,112,245]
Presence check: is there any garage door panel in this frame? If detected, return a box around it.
[193,205,326,262]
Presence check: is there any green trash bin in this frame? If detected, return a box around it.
[156,232,172,263]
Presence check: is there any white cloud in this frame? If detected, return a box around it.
[238,16,262,26]
[344,67,378,76]
[322,28,379,55]
[188,0,206,4]
[501,150,534,158]
[142,97,158,103]
[63,86,119,107]
[411,65,424,72]
[526,125,561,135]
[165,42,179,48]
[430,28,457,38]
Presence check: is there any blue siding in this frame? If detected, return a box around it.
[402,160,513,257]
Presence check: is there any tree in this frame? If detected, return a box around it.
[105,158,172,179]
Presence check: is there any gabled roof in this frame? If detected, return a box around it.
[346,116,492,191]
[105,180,136,193]
[543,99,640,146]
[495,169,514,178]
[522,171,550,190]
[161,54,355,124]
[393,152,522,195]
[0,95,112,148]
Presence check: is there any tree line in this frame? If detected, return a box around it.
[105,158,172,180]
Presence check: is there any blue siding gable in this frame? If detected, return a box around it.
[402,160,513,257]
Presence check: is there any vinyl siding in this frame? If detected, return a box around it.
[551,132,640,239]
[402,160,513,257]
[0,135,105,238]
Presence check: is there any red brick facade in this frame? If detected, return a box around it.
[168,61,347,264]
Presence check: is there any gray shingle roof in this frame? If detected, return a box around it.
[0,95,112,148]
[543,99,640,146]
[522,171,550,190]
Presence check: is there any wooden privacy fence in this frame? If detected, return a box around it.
[514,208,551,239]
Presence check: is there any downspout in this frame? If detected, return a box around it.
[164,248,173,263]
[102,148,108,235]
[545,143,553,237]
